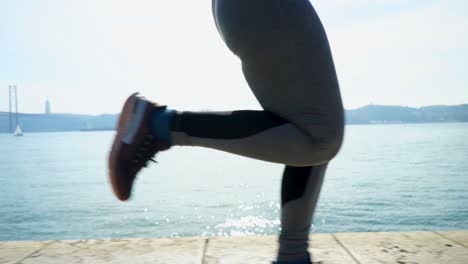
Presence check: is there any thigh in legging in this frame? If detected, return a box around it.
[237,1,345,162]
[172,0,344,166]
[214,0,344,127]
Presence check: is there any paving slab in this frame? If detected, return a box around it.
[2,231,468,264]
[18,237,205,264]
[203,234,357,264]
[335,231,468,264]
[309,234,358,264]
[437,231,468,248]
[203,235,277,264]
[0,241,46,264]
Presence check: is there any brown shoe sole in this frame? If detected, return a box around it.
[108,93,140,201]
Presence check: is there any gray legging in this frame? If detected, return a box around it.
[170,0,344,261]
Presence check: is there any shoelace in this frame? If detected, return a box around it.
[130,134,158,172]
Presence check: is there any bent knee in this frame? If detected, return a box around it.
[293,127,344,167]
[322,128,344,161]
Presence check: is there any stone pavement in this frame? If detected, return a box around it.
[1,231,468,264]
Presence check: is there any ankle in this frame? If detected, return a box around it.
[274,253,311,264]
[150,108,175,144]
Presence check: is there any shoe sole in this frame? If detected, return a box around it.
[108,92,141,201]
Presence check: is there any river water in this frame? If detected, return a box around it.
[1,123,467,241]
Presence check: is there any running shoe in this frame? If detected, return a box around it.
[108,93,170,201]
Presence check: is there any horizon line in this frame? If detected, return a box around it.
[0,102,467,116]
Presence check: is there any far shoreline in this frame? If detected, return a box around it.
[1,121,467,134]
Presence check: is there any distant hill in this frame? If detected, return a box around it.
[1,104,467,133]
[0,112,117,133]
[346,104,468,124]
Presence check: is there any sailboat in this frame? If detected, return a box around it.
[14,124,24,137]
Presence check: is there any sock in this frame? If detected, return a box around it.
[150,108,175,144]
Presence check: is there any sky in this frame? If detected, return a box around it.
[0,0,467,115]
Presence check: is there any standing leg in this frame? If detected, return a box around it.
[277,164,328,262]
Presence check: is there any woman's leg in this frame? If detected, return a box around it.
[212,1,342,262]
[170,110,339,167]
[278,164,327,262]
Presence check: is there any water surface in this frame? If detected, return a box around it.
[1,123,467,240]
